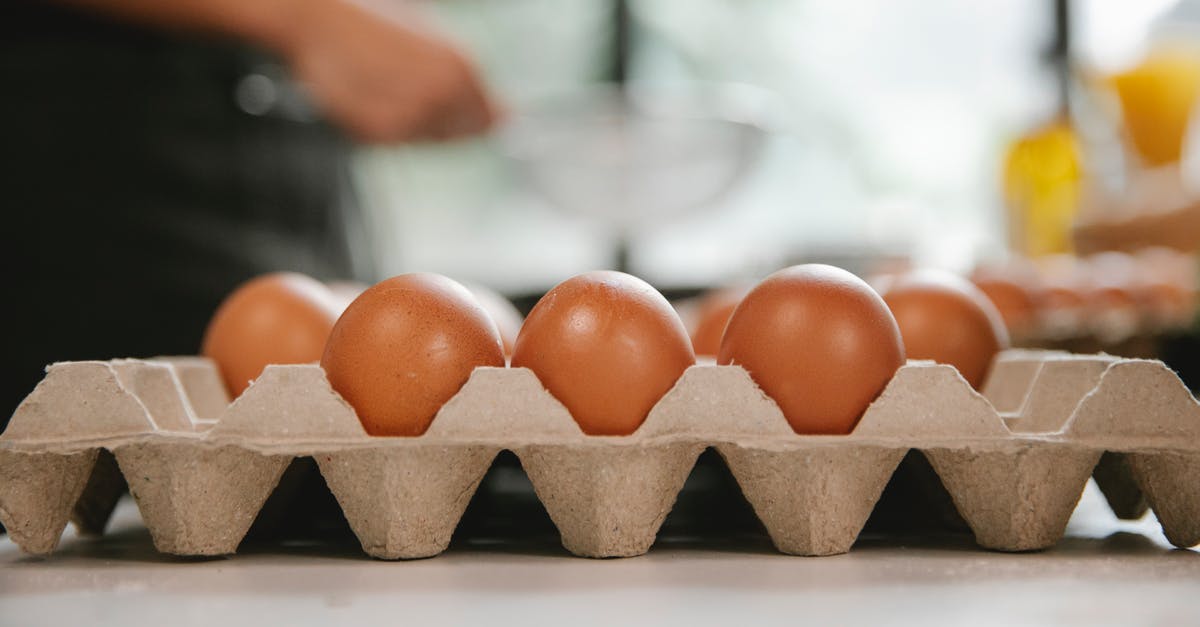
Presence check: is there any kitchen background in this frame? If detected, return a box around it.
[353,0,1194,292]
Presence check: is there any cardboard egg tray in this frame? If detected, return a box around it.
[1,349,1197,560]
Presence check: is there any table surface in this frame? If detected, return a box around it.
[1,481,1197,627]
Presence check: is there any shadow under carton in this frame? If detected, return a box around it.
[1,348,1197,559]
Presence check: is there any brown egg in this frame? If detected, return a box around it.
[969,262,1040,339]
[1141,280,1192,329]
[1137,246,1196,292]
[1085,252,1143,342]
[690,286,749,357]
[1135,247,1195,328]
[718,264,905,435]
[882,270,1010,389]
[864,258,914,294]
[1035,255,1092,337]
[971,275,1038,339]
[512,271,695,436]
[465,283,524,357]
[321,273,505,436]
[202,272,341,397]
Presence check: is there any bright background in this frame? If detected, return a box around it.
[353,0,1187,293]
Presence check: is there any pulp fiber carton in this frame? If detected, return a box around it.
[0,349,1197,560]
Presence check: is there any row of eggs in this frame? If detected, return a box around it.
[968,249,1197,343]
[202,266,1008,437]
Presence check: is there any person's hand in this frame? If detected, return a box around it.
[279,0,497,143]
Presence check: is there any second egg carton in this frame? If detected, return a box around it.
[1,349,1197,559]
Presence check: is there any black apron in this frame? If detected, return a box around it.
[0,3,370,419]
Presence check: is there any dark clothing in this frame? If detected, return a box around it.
[1,3,367,419]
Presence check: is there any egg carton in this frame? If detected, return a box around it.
[1,349,1197,559]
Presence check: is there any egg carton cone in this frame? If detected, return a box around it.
[1062,359,1200,547]
[1,349,1198,559]
[1091,452,1150,520]
[984,351,1146,523]
[866,449,969,533]
[69,449,125,536]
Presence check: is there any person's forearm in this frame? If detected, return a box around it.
[48,0,303,53]
[45,0,497,143]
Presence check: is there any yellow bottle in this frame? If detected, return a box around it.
[1002,117,1084,257]
[1109,44,1200,168]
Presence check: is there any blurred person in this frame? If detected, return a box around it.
[0,0,497,420]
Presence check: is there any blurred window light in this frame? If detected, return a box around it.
[628,0,1053,276]
[354,0,1185,291]
[1074,0,1181,71]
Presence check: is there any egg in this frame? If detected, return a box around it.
[864,258,914,295]
[465,283,524,357]
[969,262,1040,340]
[321,273,505,436]
[971,275,1038,339]
[511,271,695,436]
[202,272,342,397]
[718,264,905,435]
[1136,247,1196,329]
[882,270,1010,389]
[690,285,749,357]
[1035,255,1091,338]
[1137,246,1197,292]
[1142,280,1191,329]
[1085,252,1143,342]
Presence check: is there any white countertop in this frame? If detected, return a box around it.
[1,482,1197,627]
